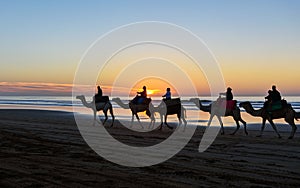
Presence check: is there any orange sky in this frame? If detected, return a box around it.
[1,1,299,96]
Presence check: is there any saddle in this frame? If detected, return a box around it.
[163,98,181,114]
[131,97,152,105]
[163,98,181,106]
[95,95,109,103]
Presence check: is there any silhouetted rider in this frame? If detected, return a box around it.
[271,85,281,102]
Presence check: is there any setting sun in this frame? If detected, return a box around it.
[146,89,159,96]
[128,77,180,97]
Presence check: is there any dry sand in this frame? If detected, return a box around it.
[0,109,300,187]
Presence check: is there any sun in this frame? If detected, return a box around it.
[147,89,157,95]
[147,90,154,95]
[130,77,179,97]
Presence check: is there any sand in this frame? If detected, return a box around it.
[0,109,300,187]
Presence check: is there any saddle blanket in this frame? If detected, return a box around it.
[217,99,236,110]
[268,101,282,112]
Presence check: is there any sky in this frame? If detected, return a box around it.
[0,0,300,96]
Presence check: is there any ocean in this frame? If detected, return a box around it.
[1,95,300,130]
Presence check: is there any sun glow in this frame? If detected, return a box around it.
[146,89,159,96]
[129,77,179,97]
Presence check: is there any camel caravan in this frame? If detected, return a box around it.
[77,85,299,139]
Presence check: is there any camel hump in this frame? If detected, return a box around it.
[281,99,288,106]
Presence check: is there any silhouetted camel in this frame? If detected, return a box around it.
[239,101,298,139]
[112,97,154,129]
[149,98,187,131]
[189,98,247,135]
[76,95,114,126]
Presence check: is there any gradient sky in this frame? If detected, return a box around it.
[1,0,300,96]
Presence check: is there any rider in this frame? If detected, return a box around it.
[94,85,103,103]
[264,90,272,109]
[132,86,147,104]
[219,87,233,101]
[218,87,235,110]
[271,85,281,103]
[137,86,147,98]
[162,88,171,100]
[264,85,282,111]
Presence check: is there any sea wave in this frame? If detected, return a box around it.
[0,96,300,111]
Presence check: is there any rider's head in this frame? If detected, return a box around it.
[143,86,146,90]
[272,85,276,90]
[227,87,232,91]
[167,88,170,91]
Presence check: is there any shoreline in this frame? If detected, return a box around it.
[0,109,300,187]
[1,108,298,132]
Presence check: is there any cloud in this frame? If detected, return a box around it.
[0,82,136,96]
[0,82,73,96]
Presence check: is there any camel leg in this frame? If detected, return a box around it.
[130,113,135,128]
[216,116,225,135]
[109,107,115,127]
[257,119,267,137]
[182,116,187,132]
[158,122,163,130]
[103,110,108,125]
[158,115,164,130]
[92,110,96,126]
[177,113,182,127]
[175,114,182,131]
[286,118,297,139]
[230,120,240,135]
[268,119,281,138]
[288,122,297,139]
[135,114,144,129]
[149,113,155,129]
[240,118,248,135]
[152,113,158,129]
[165,115,173,130]
[181,108,187,131]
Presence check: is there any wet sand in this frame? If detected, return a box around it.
[0,109,300,187]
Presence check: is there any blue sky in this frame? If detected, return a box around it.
[0,0,300,95]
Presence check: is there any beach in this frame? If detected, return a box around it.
[1,109,300,187]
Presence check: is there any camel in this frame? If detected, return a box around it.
[239,101,298,139]
[76,95,115,127]
[149,98,187,131]
[112,97,154,129]
[189,98,247,135]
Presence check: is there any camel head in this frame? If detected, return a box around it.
[76,95,84,100]
[111,97,121,103]
[112,97,130,109]
[189,98,202,107]
[189,98,199,103]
